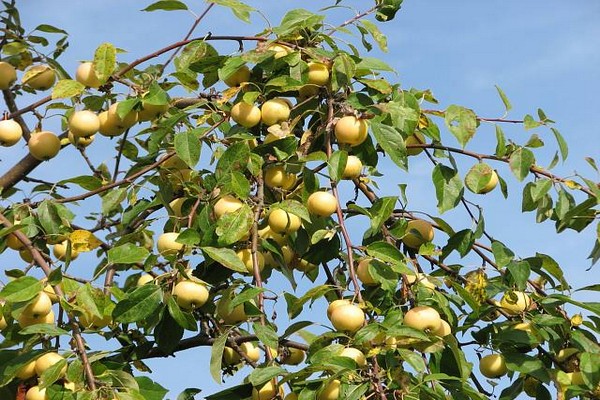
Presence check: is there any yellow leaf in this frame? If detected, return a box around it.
[69,230,102,252]
[217,87,241,105]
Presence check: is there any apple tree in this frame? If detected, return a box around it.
[0,1,599,400]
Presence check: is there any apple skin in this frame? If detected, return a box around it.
[157,232,184,256]
[0,314,7,330]
[28,131,61,160]
[252,379,283,400]
[23,292,53,318]
[18,309,55,328]
[307,62,330,86]
[106,102,138,129]
[284,394,298,400]
[477,170,498,194]
[402,219,434,249]
[69,110,100,137]
[326,299,351,319]
[340,347,367,367]
[403,306,442,332]
[356,258,377,286]
[264,166,296,190]
[237,248,265,274]
[432,319,452,337]
[267,44,292,59]
[224,65,251,87]
[75,62,102,88]
[329,303,365,332]
[68,131,94,147]
[173,280,209,310]
[0,119,23,146]
[281,347,305,365]
[261,98,291,126]
[6,232,26,250]
[0,61,17,89]
[268,209,301,234]
[230,102,261,128]
[25,385,47,400]
[79,312,111,329]
[500,291,532,315]
[341,155,363,179]
[318,379,341,400]
[214,195,243,218]
[334,116,368,146]
[53,240,79,261]
[98,110,125,137]
[307,191,338,217]
[35,352,66,377]
[217,302,247,325]
[16,360,37,379]
[137,274,154,286]
[479,354,507,378]
[22,65,56,90]
[405,132,426,156]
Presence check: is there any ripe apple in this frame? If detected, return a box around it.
[340,347,366,367]
[479,354,507,378]
[98,110,125,137]
[23,292,53,318]
[432,319,452,337]
[0,61,17,89]
[267,44,292,59]
[476,169,498,194]
[356,258,377,286]
[25,385,46,400]
[236,248,265,274]
[16,360,37,379]
[329,303,365,332]
[500,291,532,315]
[0,119,23,146]
[307,191,337,217]
[137,274,154,286]
[402,219,434,249]
[261,98,291,126]
[218,302,247,325]
[307,62,330,86]
[241,342,261,362]
[326,299,350,319]
[224,65,251,87]
[281,347,305,365]
[405,272,436,291]
[53,240,79,261]
[214,195,243,219]
[293,257,317,273]
[173,280,209,310]
[341,155,363,179]
[35,352,66,377]
[252,379,283,400]
[68,110,100,137]
[157,232,184,256]
[18,309,55,328]
[6,232,25,250]
[22,65,56,90]
[318,379,341,400]
[264,165,296,190]
[403,306,442,332]
[405,132,426,156]
[43,284,59,303]
[75,62,101,88]
[168,197,186,217]
[334,116,368,146]
[19,248,34,263]
[222,346,242,365]
[138,97,169,121]
[28,131,61,160]
[230,102,261,128]
[268,209,301,234]
[258,225,287,245]
[68,131,94,147]
[106,102,138,129]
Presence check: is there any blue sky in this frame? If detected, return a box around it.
[4,1,600,399]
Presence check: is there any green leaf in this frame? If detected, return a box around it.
[34,24,68,34]
[248,366,286,387]
[495,85,512,112]
[376,0,403,22]
[216,204,253,246]
[101,187,127,215]
[328,150,348,183]
[113,284,163,323]
[202,247,247,273]
[509,147,535,181]
[174,129,201,168]
[19,324,69,336]
[495,125,507,157]
[216,141,250,177]
[506,260,531,290]
[0,276,42,302]
[108,243,149,264]
[432,164,464,213]
[51,79,85,99]
[580,352,600,387]
[253,322,279,349]
[359,20,388,52]
[58,175,102,191]
[491,241,515,268]
[167,297,198,331]
[464,163,496,194]
[530,179,552,202]
[551,127,568,162]
[371,122,407,170]
[444,105,478,147]
[38,200,64,235]
[272,8,324,36]
[211,0,254,23]
[210,329,230,383]
[38,358,67,389]
[331,53,356,92]
[135,376,169,400]
[142,0,188,11]
[93,42,116,82]
[177,389,203,400]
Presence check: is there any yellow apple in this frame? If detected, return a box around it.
[307,62,330,86]
[16,360,37,379]
[53,240,79,261]
[138,98,169,122]
[405,132,426,156]
[79,312,111,329]
[22,65,56,90]
[281,347,305,365]
[106,102,138,129]
[326,299,350,319]
[28,131,61,160]
[340,347,366,367]
[284,394,298,400]
[565,371,585,386]
[230,102,261,128]
[173,280,209,310]
[329,303,365,332]
[334,116,368,146]
[252,379,283,400]
[341,155,363,179]
[432,319,452,337]
[19,248,34,263]
[137,274,154,286]
[402,219,434,249]
[157,232,184,256]
[6,232,25,250]
[222,346,242,365]
[0,119,23,146]
[23,292,53,318]
[403,306,442,332]
[405,273,436,291]
[68,131,94,147]
[268,209,301,234]
[307,191,337,217]
[68,110,100,138]
[264,165,296,190]
[479,354,507,378]
[261,98,291,126]
[242,342,261,362]
[75,62,101,88]
[267,44,292,59]
[258,225,287,245]
[0,61,17,89]
[218,302,247,325]
[25,385,47,400]
[477,169,498,194]
[0,314,7,330]
[356,258,377,286]
[18,309,54,328]
[318,379,341,400]
[214,195,243,219]
[64,381,76,391]
[224,65,251,87]
[43,284,59,303]
[236,248,265,274]
[500,291,532,315]
[293,257,317,273]
[35,352,66,376]
[98,110,125,137]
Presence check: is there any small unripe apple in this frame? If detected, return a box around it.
[236,248,265,274]
[318,379,341,400]
[474,169,498,194]
[340,347,366,367]
[329,303,365,332]
[75,62,101,88]
[341,155,363,179]
[0,119,23,146]
[68,110,100,137]
[6,232,25,250]
[356,258,377,286]
[68,131,94,147]
[252,379,283,400]
[28,131,61,160]
[137,274,154,286]
[35,352,66,377]
[214,195,244,218]
[98,110,125,137]
[230,102,261,128]
[19,248,34,263]
[25,385,47,400]
[157,232,184,256]
[267,44,292,59]
[334,116,368,146]
[307,191,337,217]
[53,240,79,261]
[281,347,305,365]
[307,62,330,86]
[16,360,37,379]
[402,219,434,249]
[173,280,209,310]
[432,319,452,337]
[22,65,56,90]
[404,306,442,333]
[0,61,17,89]
[23,292,53,318]
[405,132,426,156]
[500,291,532,315]
[479,354,507,379]
[268,209,301,234]
[261,98,291,126]
[264,165,296,190]
[224,65,251,87]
